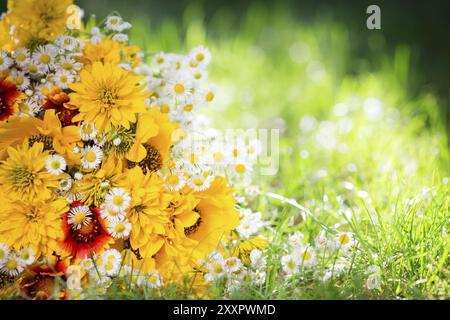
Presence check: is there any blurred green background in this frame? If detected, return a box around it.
[70,0,450,136]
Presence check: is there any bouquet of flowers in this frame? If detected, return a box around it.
[0,1,268,299]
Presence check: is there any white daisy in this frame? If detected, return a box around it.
[80,258,95,271]
[292,246,316,267]
[102,249,122,263]
[17,98,40,116]
[81,145,103,169]
[166,76,193,103]
[25,60,44,77]
[67,205,92,230]
[252,269,266,285]
[288,231,305,248]
[1,254,24,277]
[147,271,163,288]
[54,70,75,89]
[0,242,10,265]
[229,160,252,185]
[105,188,131,213]
[200,85,216,104]
[152,52,170,70]
[105,15,130,32]
[58,177,73,193]
[112,33,128,43]
[10,69,30,91]
[79,122,97,141]
[13,47,30,67]
[74,172,83,180]
[250,249,266,269]
[163,171,186,191]
[56,35,78,51]
[89,27,104,44]
[188,174,213,192]
[45,155,67,175]
[223,257,243,273]
[335,232,355,251]
[101,250,121,277]
[281,253,299,275]
[32,44,58,72]
[107,219,132,239]
[100,206,126,223]
[17,248,35,265]
[204,252,226,282]
[188,45,211,68]
[58,55,83,72]
[0,50,13,72]
[189,68,208,84]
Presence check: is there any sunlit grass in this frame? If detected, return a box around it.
[117,4,450,299]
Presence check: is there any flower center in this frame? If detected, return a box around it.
[84,151,97,163]
[10,166,35,189]
[28,135,54,152]
[114,223,126,233]
[173,83,185,94]
[339,234,350,245]
[99,88,117,108]
[302,251,312,261]
[17,53,27,61]
[213,263,223,274]
[195,53,205,62]
[184,210,202,236]
[71,213,101,243]
[5,259,18,270]
[127,144,162,174]
[40,54,51,64]
[235,164,246,174]
[112,195,124,206]
[205,91,214,102]
[167,174,179,185]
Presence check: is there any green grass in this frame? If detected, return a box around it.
[118,5,450,299]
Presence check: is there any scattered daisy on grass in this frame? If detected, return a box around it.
[148,271,163,288]
[335,232,355,251]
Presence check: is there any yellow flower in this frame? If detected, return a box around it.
[0,141,61,201]
[184,176,240,261]
[0,17,14,51]
[126,107,179,173]
[231,236,268,266]
[0,110,80,164]
[154,192,200,272]
[119,167,172,259]
[7,0,73,47]
[81,39,121,66]
[69,62,149,132]
[0,198,68,258]
[74,157,125,207]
